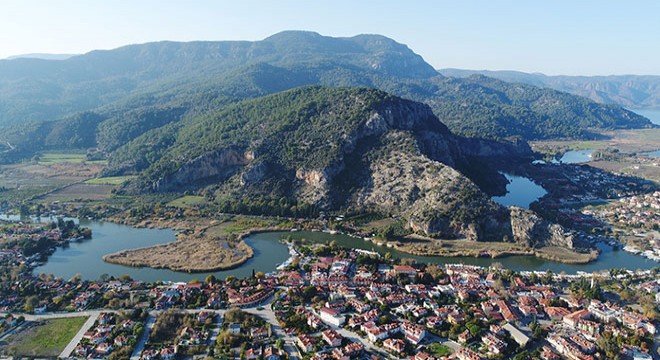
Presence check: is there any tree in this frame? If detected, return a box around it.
[302,286,317,302]
[108,298,122,309]
[205,274,217,285]
[24,295,39,313]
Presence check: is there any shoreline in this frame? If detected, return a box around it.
[100,213,601,274]
[100,215,289,273]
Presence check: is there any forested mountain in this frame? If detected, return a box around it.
[112,85,568,246]
[439,68,660,109]
[0,31,655,167]
[0,31,434,126]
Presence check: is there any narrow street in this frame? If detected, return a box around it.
[243,305,300,360]
[60,312,99,359]
[130,312,156,360]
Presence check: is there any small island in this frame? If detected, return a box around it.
[102,215,286,272]
[102,234,253,273]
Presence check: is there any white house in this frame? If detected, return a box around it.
[319,307,345,327]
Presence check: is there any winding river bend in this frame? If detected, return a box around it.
[3,214,656,282]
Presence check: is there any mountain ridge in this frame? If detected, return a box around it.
[439,68,660,109]
[115,85,572,249]
[0,31,654,166]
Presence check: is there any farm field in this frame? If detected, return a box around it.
[1,317,87,357]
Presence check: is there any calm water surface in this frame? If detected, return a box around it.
[557,149,594,164]
[631,108,660,125]
[28,219,290,282]
[3,216,656,281]
[284,231,658,274]
[492,174,547,208]
[642,149,660,157]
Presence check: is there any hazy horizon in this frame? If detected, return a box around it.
[1,1,660,76]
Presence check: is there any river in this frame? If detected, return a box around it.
[492,173,547,208]
[3,216,656,282]
[18,217,289,283]
[282,231,658,274]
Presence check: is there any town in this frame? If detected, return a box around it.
[1,223,659,360]
[582,191,660,262]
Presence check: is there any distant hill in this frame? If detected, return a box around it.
[0,30,654,166]
[439,68,660,109]
[6,53,77,60]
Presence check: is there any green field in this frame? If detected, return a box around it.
[85,176,135,185]
[166,195,208,208]
[429,343,453,357]
[6,317,87,357]
[37,152,87,164]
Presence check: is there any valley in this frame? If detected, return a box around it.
[0,28,658,360]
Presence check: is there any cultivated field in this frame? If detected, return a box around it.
[0,156,106,202]
[1,317,87,357]
[166,195,207,208]
[41,183,116,201]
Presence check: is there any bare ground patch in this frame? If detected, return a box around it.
[41,183,116,201]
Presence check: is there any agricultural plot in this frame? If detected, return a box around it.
[1,317,87,358]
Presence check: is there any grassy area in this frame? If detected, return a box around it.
[37,152,87,164]
[43,183,116,201]
[166,195,207,208]
[6,317,87,357]
[85,176,135,185]
[429,343,453,357]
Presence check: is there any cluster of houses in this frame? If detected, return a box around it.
[226,284,275,308]
[140,311,213,360]
[72,313,139,358]
[2,227,660,359]
[530,162,657,231]
[275,253,658,360]
[140,345,177,360]
[591,191,660,230]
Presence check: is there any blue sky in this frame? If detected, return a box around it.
[1,0,659,75]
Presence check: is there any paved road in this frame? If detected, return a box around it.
[130,313,156,360]
[244,306,300,360]
[207,312,225,346]
[306,308,393,359]
[1,310,103,322]
[60,312,99,359]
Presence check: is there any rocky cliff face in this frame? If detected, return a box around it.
[153,148,253,192]
[509,207,576,248]
[142,87,571,249]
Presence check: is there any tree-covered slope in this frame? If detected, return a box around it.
[0,31,435,127]
[440,68,660,109]
[116,86,569,245]
[424,75,652,140]
[0,31,654,164]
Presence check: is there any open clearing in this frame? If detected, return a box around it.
[429,343,453,357]
[85,175,135,185]
[2,317,87,357]
[166,195,207,208]
[37,151,87,164]
[531,128,660,154]
[42,183,116,201]
[0,159,105,202]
